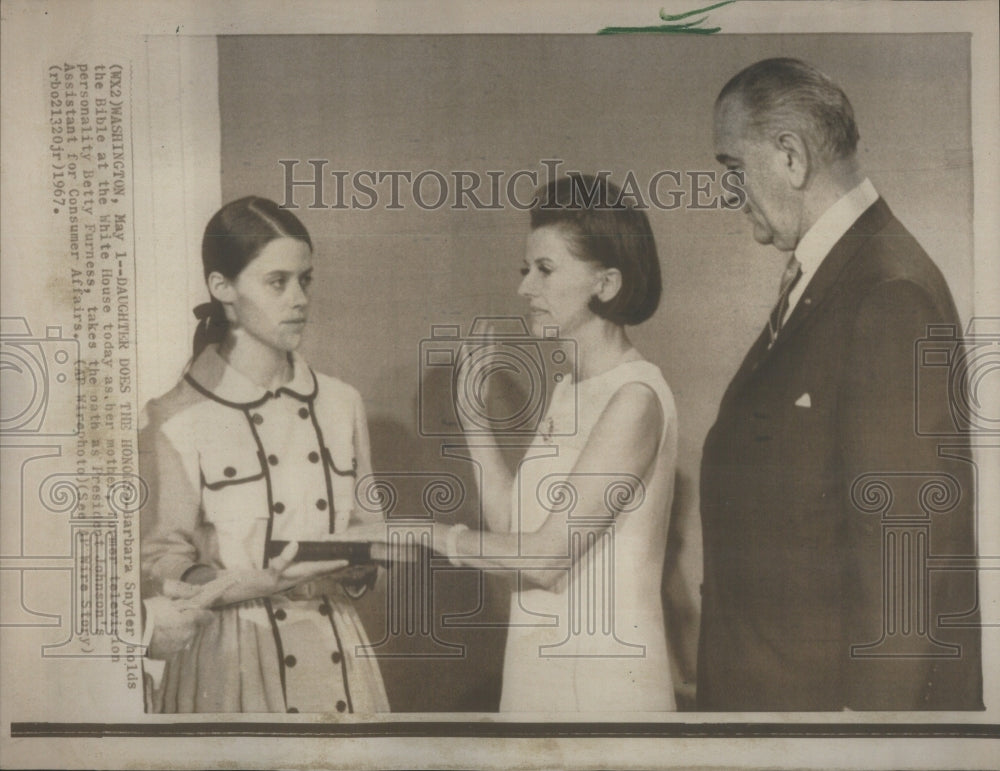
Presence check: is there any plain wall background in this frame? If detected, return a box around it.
[216,34,972,710]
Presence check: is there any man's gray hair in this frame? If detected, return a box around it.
[718,58,860,162]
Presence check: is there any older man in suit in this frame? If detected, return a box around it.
[698,58,982,710]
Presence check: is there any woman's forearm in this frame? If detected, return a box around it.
[444,385,666,589]
[463,443,514,533]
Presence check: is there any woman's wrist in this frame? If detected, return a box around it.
[431,522,449,555]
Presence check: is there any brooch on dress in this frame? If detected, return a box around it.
[540,416,555,444]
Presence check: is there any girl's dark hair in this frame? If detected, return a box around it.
[530,174,661,326]
[192,196,312,356]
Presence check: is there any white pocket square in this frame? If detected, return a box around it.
[794,393,812,408]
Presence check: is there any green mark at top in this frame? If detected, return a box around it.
[598,0,736,35]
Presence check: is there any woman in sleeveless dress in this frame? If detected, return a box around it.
[140,196,388,713]
[339,174,677,712]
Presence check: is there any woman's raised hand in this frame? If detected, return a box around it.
[454,323,502,435]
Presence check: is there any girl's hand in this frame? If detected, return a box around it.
[176,542,349,608]
[145,582,216,658]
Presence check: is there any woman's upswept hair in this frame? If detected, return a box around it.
[530,174,662,326]
[192,196,312,356]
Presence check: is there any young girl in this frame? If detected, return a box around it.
[140,196,388,713]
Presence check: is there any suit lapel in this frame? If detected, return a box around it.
[717,199,896,410]
[721,324,772,406]
[778,199,893,344]
[746,198,895,374]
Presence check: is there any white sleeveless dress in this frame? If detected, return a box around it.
[499,359,678,712]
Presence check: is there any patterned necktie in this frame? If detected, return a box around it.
[767,254,802,348]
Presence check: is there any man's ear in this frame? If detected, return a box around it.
[207,271,236,305]
[595,268,623,304]
[775,130,810,189]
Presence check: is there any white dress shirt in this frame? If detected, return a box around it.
[783,177,880,324]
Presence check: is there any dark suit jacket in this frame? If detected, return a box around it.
[697,198,983,710]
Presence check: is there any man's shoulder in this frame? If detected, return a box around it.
[845,201,954,300]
